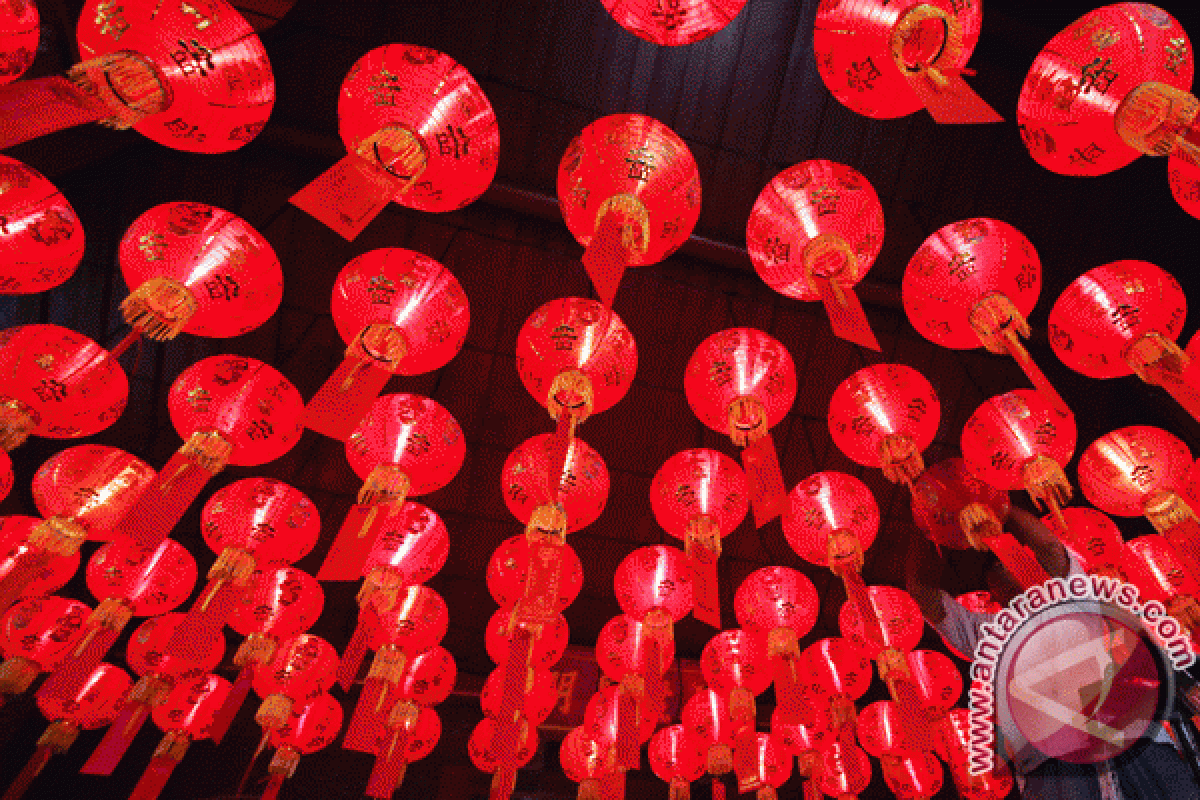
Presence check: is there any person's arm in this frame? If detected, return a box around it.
[1004,506,1070,578]
[905,522,949,624]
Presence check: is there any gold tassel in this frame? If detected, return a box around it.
[200,546,256,611]
[826,529,864,577]
[234,633,278,669]
[254,693,293,731]
[727,396,768,447]
[154,729,191,762]
[668,777,690,800]
[1126,331,1191,387]
[685,515,722,561]
[358,464,411,509]
[706,743,734,777]
[1021,455,1072,531]
[1115,81,1200,159]
[958,502,1002,551]
[357,566,404,613]
[73,597,134,656]
[27,516,88,558]
[595,194,650,256]
[177,430,234,475]
[347,323,410,375]
[801,233,858,297]
[1144,490,1198,535]
[0,657,39,696]
[879,434,924,488]
[525,504,568,542]
[267,744,302,778]
[547,369,595,425]
[38,719,80,754]
[354,125,428,194]
[387,698,419,731]
[368,644,409,692]
[120,277,198,341]
[0,397,36,451]
[968,293,1031,356]
[65,51,170,129]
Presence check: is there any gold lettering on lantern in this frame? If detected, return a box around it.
[1166,38,1189,75]
[368,69,405,107]
[180,0,218,30]
[149,0,165,18]
[95,1,130,40]
[139,232,167,261]
[187,387,212,411]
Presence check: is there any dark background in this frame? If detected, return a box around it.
[2,0,1200,797]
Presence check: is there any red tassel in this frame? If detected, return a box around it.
[163,579,244,665]
[986,533,1050,589]
[1,745,53,800]
[114,451,217,549]
[903,69,1003,124]
[317,505,391,581]
[289,154,405,241]
[741,434,787,528]
[342,676,389,753]
[209,665,255,745]
[36,626,121,705]
[335,608,376,691]
[0,77,109,149]
[128,755,179,800]
[365,728,409,799]
[814,277,880,351]
[80,701,151,774]
[0,550,53,616]
[581,211,628,308]
[260,773,285,800]
[303,357,394,441]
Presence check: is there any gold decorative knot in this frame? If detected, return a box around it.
[121,277,198,341]
[767,626,800,662]
[179,430,234,475]
[1126,331,1190,388]
[547,369,594,423]
[388,698,420,731]
[889,4,965,85]
[727,396,768,447]
[0,656,39,696]
[1021,455,1072,517]
[234,632,278,669]
[255,693,293,731]
[358,565,404,612]
[595,193,650,256]
[355,125,428,194]
[802,233,857,297]
[358,464,411,508]
[66,51,170,130]
[1143,490,1196,535]
[707,742,734,776]
[369,643,408,686]
[1115,81,1200,159]
[526,504,568,543]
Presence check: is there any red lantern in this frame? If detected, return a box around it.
[319,393,464,580]
[481,665,557,727]
[0,517,83,614]
[584,682,658,751]
[855,701,924,759]
[113,201,281,353]
[838,587,928,716]
[303,248,469,440]
[814,0,1000,123]
[557,114,701,305]
[485,607,567,670]
[562,725,616,800]
[1049,261,1199,421]
[648,724,705,800]
[734,566,818,725]
[1126,535,1200,646]
[595,613,674,771]
[1017,4,1194,177]
[264,693,345,800]
[701,629,772,792]
[129,673,231,800]
[685,328,796,526]
[682,688,736,800]
[290,44,498,239]
[1041,506,1128,580]
[0,0,273,151]
[0,324,128,451]
[903,218,1067,414]
[487,534,583,612]
[816,740,872,800]
[0,156,84,295]
[113,355,303,552]
[910,457,1011,550]
[0,0,37,85]
[597,613,677,683]
[613,545,693,693]
[651,448,748,628]
[80,612,224,775]
[503,432,610,535]
[468,715,538,796]
[938,709,1015,799]
[4,663,131,800]
[599,0,746,45]
[799,637,872,747]
[882,752,943,800]
[747,160,885,349]
[828,364,940,486]
[1169,154,1200,219]
[739,732,791,800]
[1078,425,1200,575]
[0,595,90,703]
[250,633,338,760]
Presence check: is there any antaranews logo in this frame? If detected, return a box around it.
[967,573,1194,774]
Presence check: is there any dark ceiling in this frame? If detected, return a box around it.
[2,0,1200,798]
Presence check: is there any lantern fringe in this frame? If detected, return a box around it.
[969,293,1070,415]
[0,398,36,451]
[595,193,650,256]
[66,51,169,130]
[879,434,924,488]
[120,278,198,341]
[1115,81,1200,160]
[0,657,38,697]
[888,3,965,84]
[802,233,858,298]
[727,396,768,447]
[254,693,293,732]
[1144,490,1198,535]
[547,369,594,424]
[355,125,428,193]
[827,529,865,576]
[176,430,234,478]
[358,464,411,509]
[685,515,722,628]
[349,323,409,374]
[27,517,86,558]
[958,503,1002,551]
[1021,455,1072,531]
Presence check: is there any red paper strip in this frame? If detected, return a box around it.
[1002,335,1070,417]
[208,665,254,745]
[815,278,881,352]
[1163,517,1200,583]
[741,434,787,528]
[81,701,151,774]
[802,779,820,800]
[545,413,574,505]
[616,688,639,770]
[0,76,110,150]
[841,571,886,651]
[289,154,404,241]
[303,357,393,442]
[128,755,179,800]
[343,676,389,753]
[581,212,628,308]
[986,532,1050,589]
[317,504,391,581]
[163,579,244,665]
[773,659,815,727]
[888,676,937,753]
[904,70,1003,124]
[260,773,286,800]
[687,542,721,629]
[492,628,534,769]
[365,728,409,799]
[115,451,216,549]
[711,776,726,800]
[601,767,626,800]
[733,726,761,793]
[37,626,120,703]
[1,745,52,800]
[489,766,517,800]
[335,608,376,691]
[0,549,52,616]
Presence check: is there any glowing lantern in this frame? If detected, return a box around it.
[741,732,791,800]
[3,663,130,800]
[1017,4,1194,178]
[263,693,344,800]
[815,740,872,800]
[0,450,9,504]
[903,649,962,729]
[565,725,619,800]
[487,534,583,612]
[480,665,557,730]
[938,709,1015,799]
[0,517,83,616]
[881,752,943,800]
[0,0,273,150]
[910,457,1010,551]
[682,688,735,800]
[112,355,303,551]
[290,43,498,240]
[1048,260,1197,420]
[827,364,940,487]
[1041,506,1128,580]
[855,700,924,759]
[0,156,84,295]
[503,432,610,536]
[516,297,635,484]
[0,0,37,85]
[600,0,746,45]
[0,595,90,704]
[209,566,324,744]
[1078,426,1200,574]
[0,324,128,452]
[813,0,1001,123]
[128,673,231,800]
[648,724,705,800]
[903,218,1067,415]
[961,388,1077,534]
[1169,153,1200,219]
[771,706,832,800]
[685,328,796,526]
[468,715,538,799]
[837,588,929,718]
[557,113,701,305]
[782,471,882,646]
[584,682,659,761]
[81,612,224,774]
[318,393,464,580]
[733,566,818,724]
[747,160,885,349]
[596,614,676,768]
[701,629,772,792]
[361,647,454,799]
[304,248,469,440]
[249,633,338,764]
[1126,535,1200,645]
[651,448,748,628]
[163,478,319,667]
[113,201,281,354]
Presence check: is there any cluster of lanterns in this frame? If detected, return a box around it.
[0,0,1198,799]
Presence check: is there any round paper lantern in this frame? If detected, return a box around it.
[905,649,962,710]
[250,633,338,754]
[614,545,693,653]
[485,608,567,670]
[469,715,538,793]
[264,693,346,799]
[340,584,449,702]
[814,0,999,123]
[0,324,128,451]
[597,614,677,683]
[903,217,1067,414]
[557,113,701,305]
[0,0,37,85]
[740,731,791,798]
[685,328,797,527]
[303,248,469,440]
[0,0,274,152]
[595,612,675,770]
[116,201,281,347]
[0,517,82,617]
[487,534,583,612]
[0,596,91,700]
[855,701,924,759]
[747,160,885,349]
[32,445,157,544]
[882,752,943,800]
[584,682,658,748]
[783,472,879,576]
[910,458,1011,550]
[1041,506,1128,579]
[0,156,84,295]
[651,448,749,628]
[1017,3,1194,177]
[502,433,610,534]
[701,629,772,790]
[561,725,614,800]
[816,740,872,800]
[481,666,557,726]
[1168,153,1200,219]
[290,44,498,239]
[734,566,818,723]
[799,638,872,739]
[131,673,231,800]
[838,586,924,656]
[828,364,940,486]
[938,709,1015,799]
[649,724,705,800]
[600,0,746,46]
[1126,535,1200,643]
[682,688,736,798]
